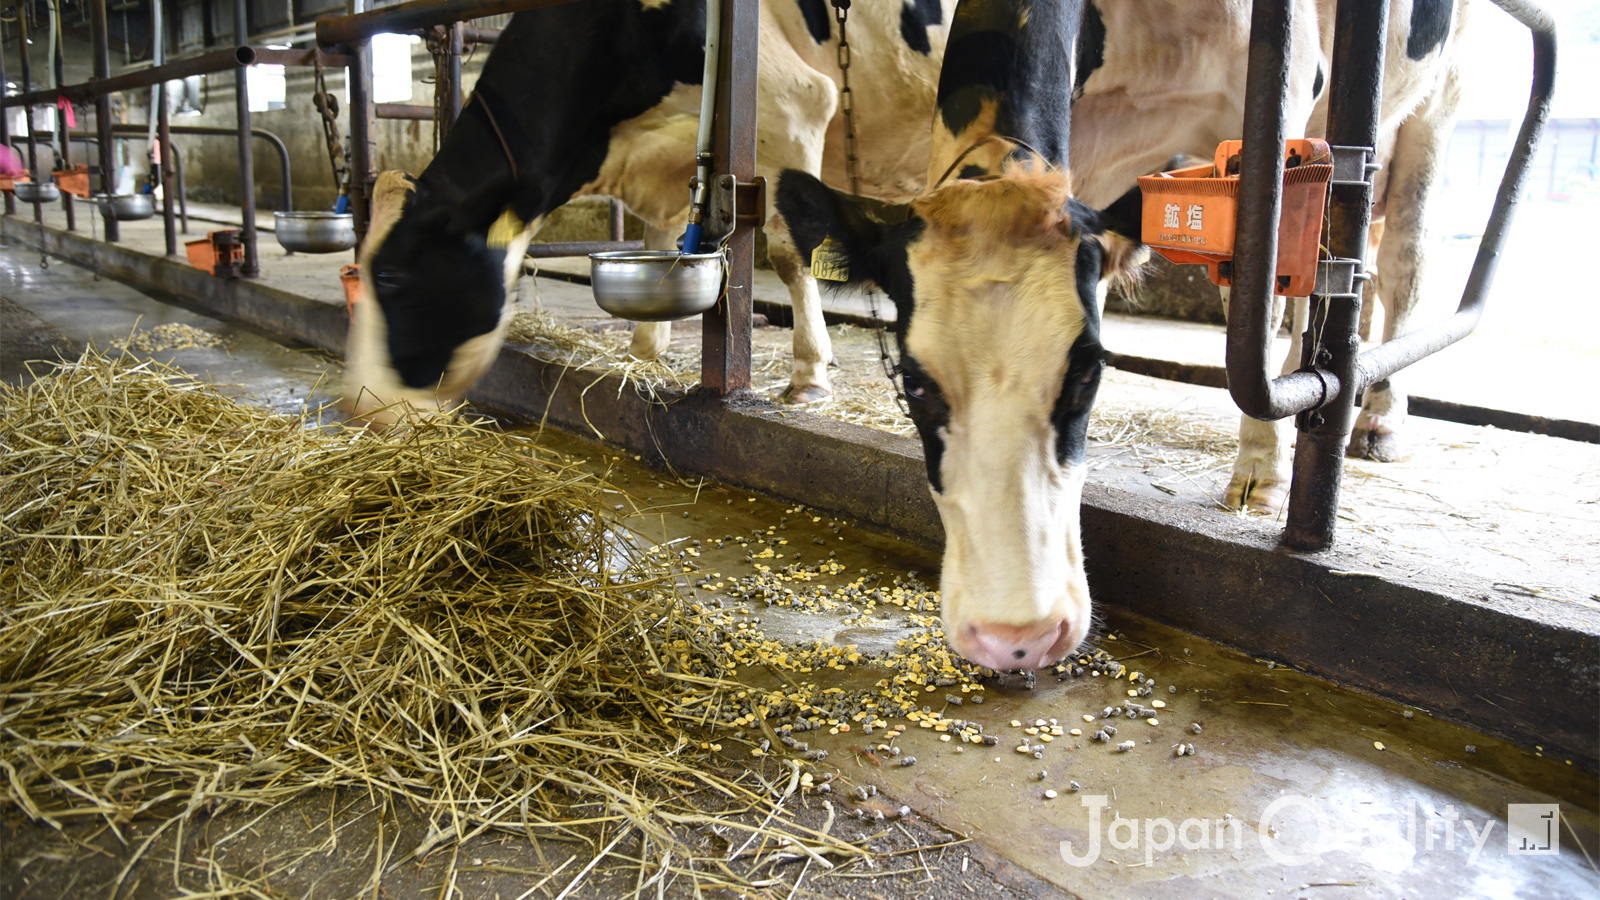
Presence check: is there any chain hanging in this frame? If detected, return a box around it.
[827,0,905,412]
[311,52,348,206]
[831,0,859,198]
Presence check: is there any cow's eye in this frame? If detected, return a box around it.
[374,269,405,290]
[901,370,927,400]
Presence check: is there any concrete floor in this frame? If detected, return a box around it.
[2,242,1597,898]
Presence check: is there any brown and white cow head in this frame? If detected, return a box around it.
[777,159,1145,671]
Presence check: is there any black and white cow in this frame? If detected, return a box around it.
[777,0,1468,669]
[345,0,958,422]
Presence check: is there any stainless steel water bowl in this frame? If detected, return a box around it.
[14,182,59,203]
[589,250,725,321]
[274,211,357,253]
[95,194,154,221]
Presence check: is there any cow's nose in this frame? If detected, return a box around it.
[957,618,1072,671]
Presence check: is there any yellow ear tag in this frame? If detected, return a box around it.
[486,207,526,250]
[809,236,850,282]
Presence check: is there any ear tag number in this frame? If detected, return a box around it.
[809,236,850,282]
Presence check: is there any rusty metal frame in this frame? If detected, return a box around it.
[699,0,757,393]
[1228,0,1555,551]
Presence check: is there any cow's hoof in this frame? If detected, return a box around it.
[1224,473,1287,515]
[1346,428,1412,463]
[780,383,832,404]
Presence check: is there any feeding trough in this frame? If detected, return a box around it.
[95,193,155,221]
[13,181,60,204]
[1139,138,1332,297]
[590,250,725,321]
[274,211,357,253]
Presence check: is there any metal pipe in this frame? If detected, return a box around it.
[1353,0,1556,390]
[1283,0,1390,551]
[234,0,258,276]
[158,84,177,256]
[376,103,434,120]
[172,142,188,232]
[50,2,76,232]
[1,14,13,217]
[682,0,721,253]
[610,197,625,241]
[109,124,292,212]
[700,0,756,392]
[1225,0,1333,422]
[445,22,464,133]
[316,0,578,48]
[19,8,42,224]
[461,26,500,44]
[0,48,354,108]
[349,39,377,252]
[526,240,646,257]
[91,0,117,240]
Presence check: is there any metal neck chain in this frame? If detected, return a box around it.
[312,52,348,195]
[832,0,859,197]
[829,1,904,411]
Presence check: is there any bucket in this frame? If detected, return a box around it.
[1138,139,1332,297]
[340,265,362,319]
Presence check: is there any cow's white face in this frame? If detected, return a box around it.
[344,171,536,425]
[777,163,1145,672]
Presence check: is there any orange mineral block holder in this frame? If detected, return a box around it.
[1138,139,1332,297]
[52,164,91,199]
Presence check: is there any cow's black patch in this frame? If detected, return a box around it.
[1052,237,1107,465]
[1073,0,1104,100]
[797,0,831,44]
[898,354,951,492]
[1407,0,1452,60]
[1312,62,1325,99]
[373,0,708,388]
[777,169,953,487]
[899,0,944,55]
[935,0,1086,167]
[958,164,987,179]
[936,30,1018,140]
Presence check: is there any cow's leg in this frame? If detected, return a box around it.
[768,228,833,403]
[1348,63,1463,462]
[753,29,836,403]
[627,222,681,361]
[1224,293,1308,513]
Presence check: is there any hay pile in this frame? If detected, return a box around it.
[0,351,861,892]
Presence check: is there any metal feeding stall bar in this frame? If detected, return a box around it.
[0,0,352,274]
[1227,0,1554,551]
[316,0,759,393]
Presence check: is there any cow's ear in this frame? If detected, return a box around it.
[776,170,888,289]
[1096,185,1150,283]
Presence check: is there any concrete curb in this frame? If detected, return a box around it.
[7,213,1597,768]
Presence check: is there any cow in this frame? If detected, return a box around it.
[776,0,1468,670]
[345,0,959,423]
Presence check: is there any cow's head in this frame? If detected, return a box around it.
[777,160,1145,672]
[344,171,534,424]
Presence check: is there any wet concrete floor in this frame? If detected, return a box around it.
[2,246,1597,898]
